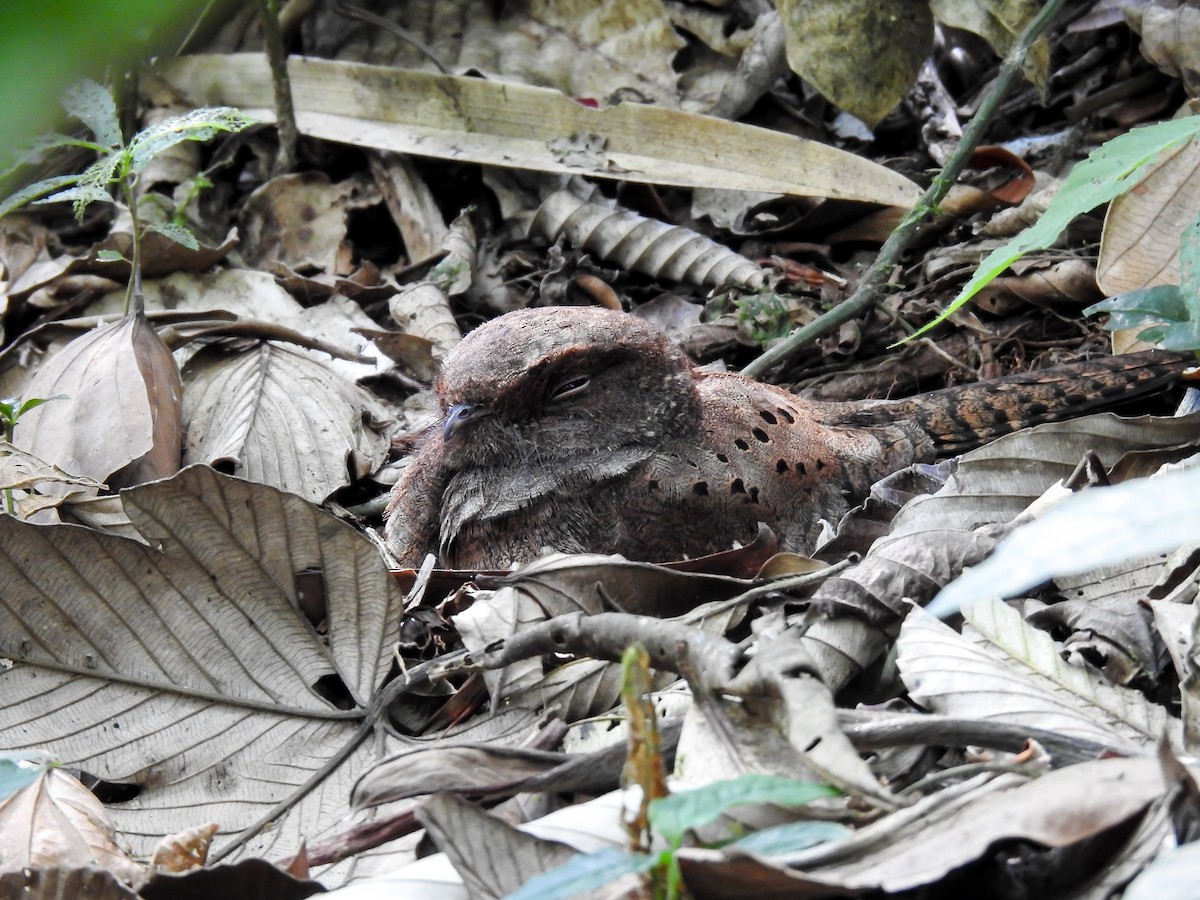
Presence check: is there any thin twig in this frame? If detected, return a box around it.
[741,0,1068,381]
[257,0,299,174]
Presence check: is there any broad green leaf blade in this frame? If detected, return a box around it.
[145,221,200,250]
[0,173,82,219]
[928,467,1200,617]
[126,107,255,174]
[0,133,110,183]
[1085,284,1187,322]
[503,847,658,900]
[911,115,1200,340]
[1098,312,1174,332]
[0,752,53,800]
[15,394,68,418]
[1151,319,1200,351]
[61,78,122,148]
[38,184,113,206]
[729,820,850,855]
[649,775,838,846]
[1179,209,1200,317]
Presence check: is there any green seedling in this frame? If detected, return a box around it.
[905,114,1200,342]
[1084,208,1200,355]
[506,774,842,900]
[0,78,253,313]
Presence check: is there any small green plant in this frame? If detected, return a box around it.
[736,291,808,345]
[904,114,1200,343]
[506,774,842,900]
[0,394,66,514]
[1083,209,1200,354]
[0,78,254,313]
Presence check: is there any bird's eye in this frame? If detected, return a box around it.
[548,376,591,402]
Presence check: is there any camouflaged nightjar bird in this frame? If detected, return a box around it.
[384,306,1188,570]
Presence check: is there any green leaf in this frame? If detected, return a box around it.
[1136,325,1168,344]
[61,78,122,148]
[1085,284,1187,322]
[908,114,1200,341]
[127,107,255,174]
[0,752,53,800]
[95,250,128,263]
[0,173,82,219]
[649,775,839,847]
[503,847,659,900]
[145,221,200,250]
[1148,320,1200,351]
[16,394,68,418]
[0,133,111,183]
[728,820,850,855]
[37,183,115,221]
[1179,209,1200,317]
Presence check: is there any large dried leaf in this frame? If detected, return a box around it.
[803,412,1200,689]
[0,768,143,882]
[1129,3,1200,95]
[454,552,760,715]
[417,793,580,900]
[778,0,932,127]
[145,54,922,208]
[676,759,1167,895]
[897,600,1179,751]
[13,312,182,489]
[930,466,1200,617]
[323,790,629,899]
[0,466,406,866]
[182,342,392,503]
[315,0,687,107]
[240,171,363,272]
[1098,133,1200,294]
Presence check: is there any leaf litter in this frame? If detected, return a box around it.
[2,2,1200,897]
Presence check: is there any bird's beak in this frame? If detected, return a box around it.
[443,402,491,440]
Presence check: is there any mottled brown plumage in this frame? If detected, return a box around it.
[385,307,1188,569]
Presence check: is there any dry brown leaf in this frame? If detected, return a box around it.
[676,758,1167,895]
[804,412,1200,692]
[145,54,922,207]
[0,466,407,869]
[779,0,933,127]
[240,171,366,273]
[416,793,580,899]
[1129,2,1200,95]
[319,0,687,107]
[0,769,145,884]
[368,152,449,264]
[182,341,393,503]
[13,312,182,490]
[973,257,1101,314]
[898,600,1179,751]
[150,823,219,873]
[1098,131,1200,295]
